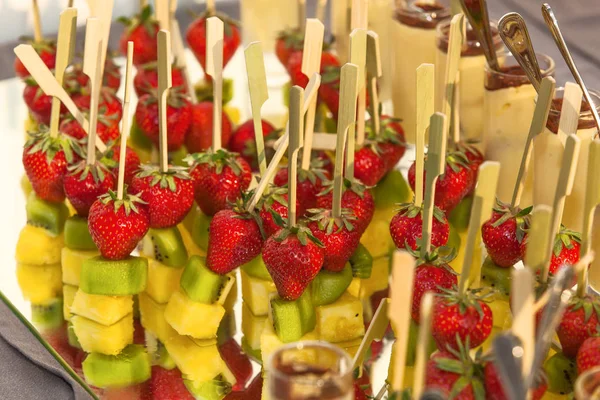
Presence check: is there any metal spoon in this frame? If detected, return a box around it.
[492,333,527,400]
[498,12,543,92]
[459,0,500,70]
[541,3,600,134]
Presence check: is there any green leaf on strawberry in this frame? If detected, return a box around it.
[135,164,190,192]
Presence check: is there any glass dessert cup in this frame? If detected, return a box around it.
[483,53,555,205]
[267,341,354,400]
[368,0,395,102]
[391,0,450,143]
[575,366,600,399]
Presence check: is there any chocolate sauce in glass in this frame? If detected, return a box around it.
[546,97,597,133]
[396,1,450,29]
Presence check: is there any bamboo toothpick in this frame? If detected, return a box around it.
[288,86,304,227]
[556,82,584,144]
[117,42,134,200]
[297,0,306,30]
[442,13,465,146]
[316,0,328,22]
[352,298,390,369]
[49,8,77,138]
[525,205,553,277]
[333,63,360,219]
[155,0,170,31]
[300,19,325,170]
[345,29,366,181]
[244,42,269,177]
[170,0,197,104]
[579,140,600,296]
[366,31,382,135]
[412,292,434,399]
[420,113,448,258]
[415,64,435,208]
[389,251,416,392]
[32,0,42,43]
[331,0,350,64]
[157,30,173,173]
[351,0,368,146]
[83,18,103,166]
[86,0,114,79]
[206,0,216,14]
[511,77,556,208]
[206,17,224,151]
[511,268,535,380]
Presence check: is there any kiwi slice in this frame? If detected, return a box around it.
[240,255,271,281]
[169,145,189,167]
[312,265,353,307]
[67,322,81,349]
[544,352,576,394]
[129,117,153,150]
[373,169,412,209]
[447,223,461,251]
[80,256,147,296]
[155,340,176,370]
[180,256,225,303]
[481,256,512,300]
[270,291,315,343]
[349,244,373,279]
[64,215,97,250]
[31,299,64,331]
[448,196,473,233]
[184,375,232,400]
[26,193,69,236]
[191,212,212,251]
[82,344,151,388]
[141,227,188,268]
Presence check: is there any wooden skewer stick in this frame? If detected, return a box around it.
[140,0,148,10]
[459,161,500,291]
[578,139,600,296]
[206,17,224,151]
[511,267,535,379]
[511,77,556,208]
[171,17,197,104]
[441,13,465,146]
[415,64,435,208]
[366,31,382,135]
[351,0,368,146]
[157,30,173,173]
[389,250,416,392]
[67,0,74,8]
[556,82,584,145]
[300,19,324,170]
[155,0,170,31]
[49,8,78,138]
[32,0,43,43]
[288,86,304,227]
[117,42,135,200]
[316,0,328,22]
[344,29,366,181]
[352,298,390,370]
[297,0,306,30]
[420,113,448,258]
[206,0,216,14]
[86,0,114,79]
[331,0,350,65]
[83,18,103,166]
[412,292,435,399]
[244,42,269,177]
[525,205,553,276]
[333,63,360,219]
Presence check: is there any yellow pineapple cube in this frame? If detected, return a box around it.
[138,293,177,343]
[145,259,184,304]
[242,302,267,351]
[316,292,365,343]
[241,270,277,317]
[164,290,225,340]
[16,263,62,305]
[164,333,229,382]
[178,223,205,257]
[347,278,361,298]
[63,284,77,321]
[489,298,512,330]
[261,323,319,370]
[16,225,64,265]
[360,207,395,258]
[71,313,133,355]
[70,289,133,326]
[61,248,99,286]
[358,256,390,298]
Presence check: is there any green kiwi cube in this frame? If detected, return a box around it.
[142,227,188,268]
[481,256,512,300]
[129,117,153,150]
[270,291,315,344]
[26,193,69,236]
[67,322,81,349]
[180,256,225,303]
[296,290,316,334]
[64,216,97,250]
[372,169,412,209]
[80,256,147,296]
[448,195,473,233]
[191,212,212,251]
[184,376,232,400]
[312,265,353,307]
[82,344,151,388]
[544,352,576,394]
[349,244,373,279]
[240,254,271,281]
[31,299,64,331]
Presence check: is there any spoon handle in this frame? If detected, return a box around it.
[460,0,499,70]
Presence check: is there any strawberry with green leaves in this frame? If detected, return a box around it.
[187,149,252,216]
[63,161,115,217]
[130,165,194,228]
[557,294,600,358]
[481,199,531,268]
[577,335,600,373]
[71,88,123,129]
[353,145,387,187]
[457,143,484,195]
[117,5,159,65]
[286,51,340,89]
[275,28,304,66]
[88,189,150,260]
[228,119,277,171]
[368,115,407,172]
[133,62,187,97]
[548,227,581,275]
[274,158,331,213]
[107,145,140,186]
[390,203,449,251]
[259,187,302,238]
[60,113,121,144]
[15,39,56,79]
[186,102,234,153]
[23,79,61,125]
[317,178,375,235]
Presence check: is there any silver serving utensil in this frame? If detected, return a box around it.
[492,333,527,400]
[541,3,600,133]
[459,0,499,70]
[498,12,543,92]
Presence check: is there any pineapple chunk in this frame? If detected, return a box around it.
[16,263,62,305]
[164,290,225,340]
[71,313,133,355]
[16,225,64,265]
[316,292,365,343]
[262,375,270,400]
[261,323,319,370]
[347,278,361,298]
[145,259,184,304]
[360,207,395,258]
[61,248,99,286]
[138,293,177,343]
[242,302,267,351]
[241,270,277,316]
[357,256,390,298]
[164,333,229,382]
[70,290,133,326]
[178,222,206,257]
[63,284,77,321]
[223,277,238,313]
[489,298,512,330]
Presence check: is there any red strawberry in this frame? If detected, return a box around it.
[207,206,263,274]
[307,209,361,272]
[23,80,55,125]
[186,102,234,153]
[263,225,325,300]
[259,188,299,238]
[390,203,449,251]
[408,150,475,212]
[103,55,122,91]
[218,338,253,391]
[370,116,406,172]
[117,5,159,65]
[481,199,531,268]
[353,145,386,186]
[133,62,187,96]
[71,88,123,128]
[186,12,241,72]
[146,366,195,400]
[557,294,600,358]
[15,40,56,79]
[287,51,340,89]
[484,361,547,400]
[457,143,484,195]
[275,28,304,66]
[23,131,75,202]
[548,227,581,275]
[317,179,375,234]
[88,190,150,259]
[131,165,195,228]
[577,335,600,373]
[411,248,458,323]
[63,161,115,217]
[274,160,331,213]
[431,287,493,351]
[60,115,121,144]
[108,145,141,186]
[318,63,369,120]
[223,375,262,399]
[228,119,276,171]
[188,149,252,216]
